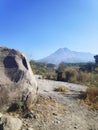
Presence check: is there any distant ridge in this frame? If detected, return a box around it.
[38,48,95,64]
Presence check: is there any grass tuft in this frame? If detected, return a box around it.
[54,86,69,92]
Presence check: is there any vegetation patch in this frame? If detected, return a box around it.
[6,95,65,122]
[79,87,98,110]
[54,86,69,92]
[7,101,24,113]
[32,95,65,121]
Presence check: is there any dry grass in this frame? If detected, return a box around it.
[33,95,65,117]
[7,95,65,121]
[80,87,98,110]
[65,68,78,83]
[78,72,91,83]
[54,86,69,92]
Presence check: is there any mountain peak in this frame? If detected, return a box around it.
[58,47,70,51]
[38,48,94,64]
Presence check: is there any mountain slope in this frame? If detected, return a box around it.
[38,48,95,64]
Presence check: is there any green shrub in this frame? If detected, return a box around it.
[7,101,24,112]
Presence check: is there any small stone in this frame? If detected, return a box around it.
[33,114,38,119]
[56,120,60,124]
[74,126,77,129]
[52,113,57,116]
[23,113,33,119]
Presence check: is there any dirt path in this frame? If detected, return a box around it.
[35,77,98,130]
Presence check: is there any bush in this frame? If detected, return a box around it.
[78,72,91,83]
[54,86,69,92]
[86,87,98,102]
[7,101,24,112]
[80,87,98,109]
[56,67,79,83]
[64,68,78,83]
[46,73,57,80]
[79,63,95,72]
[30,60,56,79]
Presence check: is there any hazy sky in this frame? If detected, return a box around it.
[0,0,98,59]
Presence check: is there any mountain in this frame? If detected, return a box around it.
[38,48,95,64]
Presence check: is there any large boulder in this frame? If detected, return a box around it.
[0,47,37,111]
[0,115,22,130]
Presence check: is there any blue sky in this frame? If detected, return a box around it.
[0,0,98,60]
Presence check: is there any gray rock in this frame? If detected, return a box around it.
[0,47,37,110]
[0,115,22,130]
[0,113,3,118]
[27,128,34,130]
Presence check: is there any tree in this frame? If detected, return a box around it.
[57,62,67,72]
[94,55,98,64]
[56,62,67,81]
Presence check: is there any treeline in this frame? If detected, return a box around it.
[30,60,57,79]
[30,55,98,87]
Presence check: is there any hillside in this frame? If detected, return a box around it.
[38,48,94,64]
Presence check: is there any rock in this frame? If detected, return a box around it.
[27,128,34,130]
[23,112,34,119]
[0,115,22,130]
[0,47,37,110]
[0,113,3,118]
[52,112,58,116]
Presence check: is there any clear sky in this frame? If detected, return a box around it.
[0,0,98,60]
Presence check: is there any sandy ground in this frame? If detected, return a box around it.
[20,76,98,130]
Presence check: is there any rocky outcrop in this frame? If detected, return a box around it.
[0,47,37,110]
[0,115,22,130]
